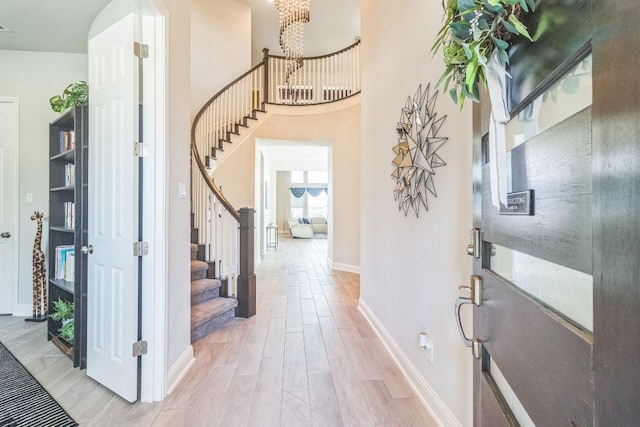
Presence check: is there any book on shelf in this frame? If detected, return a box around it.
[54,245,75,281]
[58,130,76,153]
[64,201,75,229]
[64,252,75,282]
[64,163,75,187]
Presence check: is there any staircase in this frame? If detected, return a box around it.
[190,242,237,343]
[204,107,267,170]
[189,41,361,342]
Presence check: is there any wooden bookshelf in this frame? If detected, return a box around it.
[48,105,88,369]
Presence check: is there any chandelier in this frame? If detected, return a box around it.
[275,0,310,80]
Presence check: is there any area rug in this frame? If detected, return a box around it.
[0,341,77,427]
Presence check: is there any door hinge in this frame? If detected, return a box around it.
[132,340,148,357]
[134,142,148,157]
[134,42,149,59]
[133,241,149,257]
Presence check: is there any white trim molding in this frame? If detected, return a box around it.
[140,4,168,403]
[166,345,195,395]
[358,299,462,427]
[13,304,32,318]
[329,260,360,274]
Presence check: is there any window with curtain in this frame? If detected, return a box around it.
[289,170,328,218]
[290,190,304,218]
[308,191,328,217]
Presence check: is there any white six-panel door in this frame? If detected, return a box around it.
[87,13,140,403]
[0,99,18,315]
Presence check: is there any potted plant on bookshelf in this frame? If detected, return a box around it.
[50,298,74,346]
[49,81,88,113]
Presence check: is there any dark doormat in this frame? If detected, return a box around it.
[0,341,77,427]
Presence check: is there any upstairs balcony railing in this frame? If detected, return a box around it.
[190,41,361,318]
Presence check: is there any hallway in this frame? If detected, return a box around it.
[0,236,437,426]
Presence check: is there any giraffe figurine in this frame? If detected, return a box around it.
[30,211,47,319]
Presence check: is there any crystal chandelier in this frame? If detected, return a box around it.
[275,0,310,80]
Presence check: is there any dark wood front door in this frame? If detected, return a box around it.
[466,1,640,425]
[471,69,594,425]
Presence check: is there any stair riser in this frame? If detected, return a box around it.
[191,288,220,305]
[191,308,235,343]
[190,245,206,261]
[191,269,207,281]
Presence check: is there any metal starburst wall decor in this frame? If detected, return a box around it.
[392,84,448,217]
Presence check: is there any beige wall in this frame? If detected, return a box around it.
[191,0,251,118]
[360,1,473,425]
[213,103,361,271]
[155,0,193,383]
[0,50,88,315]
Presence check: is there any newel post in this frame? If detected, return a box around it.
[237,207,256,318]
[262,48,270,105]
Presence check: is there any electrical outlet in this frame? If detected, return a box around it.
[425,337,434,363]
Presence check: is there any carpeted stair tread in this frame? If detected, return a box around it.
[191,260,208,281]
[191,297,238,328]
[190,231,235,341]
[191,278,222,305]
[191,278,222,295]
[191,259,207,270]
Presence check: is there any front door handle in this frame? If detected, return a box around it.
[0,232,10,238]
[455,296,474,347]
[455,275,482,359]
[81,244,94,255]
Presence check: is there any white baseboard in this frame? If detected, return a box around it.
[358,299,462,427]
[166,345,195,395]
[327,259,360,274]
[13,304,33,317]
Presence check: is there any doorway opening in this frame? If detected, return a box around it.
[256,139,331,266]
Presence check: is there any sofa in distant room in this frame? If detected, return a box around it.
[287,217,327,238]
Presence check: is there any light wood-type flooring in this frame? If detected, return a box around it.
[0,236,437,426]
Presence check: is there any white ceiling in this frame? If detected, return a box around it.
[0,0,360,60]
[0,0,112,53]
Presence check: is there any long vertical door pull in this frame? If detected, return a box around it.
[455,275,482,359]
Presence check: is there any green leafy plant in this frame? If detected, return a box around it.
[49,81,88,113]
[432,0,536,108]
[50,299,74,343]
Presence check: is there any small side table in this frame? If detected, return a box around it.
[266,223,278,250]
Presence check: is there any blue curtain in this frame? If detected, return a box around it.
[290,187,328,198]
[290,187,306,198]
[306,187,324,197]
